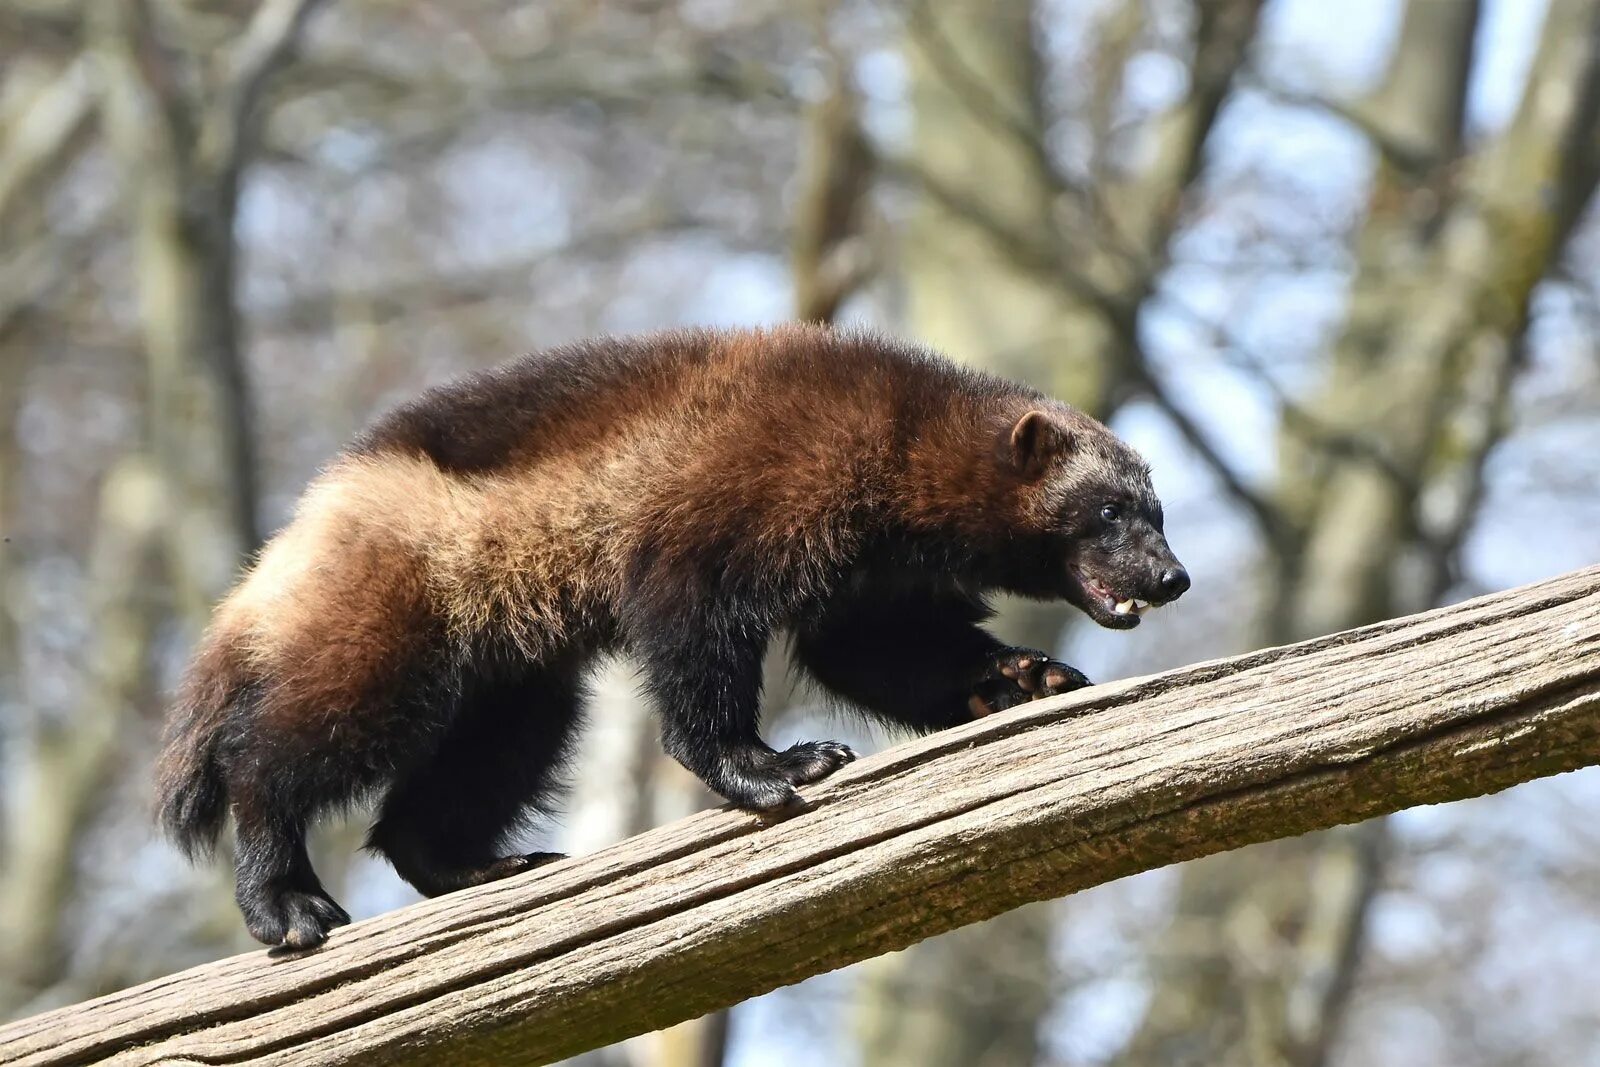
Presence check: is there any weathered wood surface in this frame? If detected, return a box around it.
[5,566,1599,1067]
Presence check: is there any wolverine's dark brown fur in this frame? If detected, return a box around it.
[156,323,1188,948]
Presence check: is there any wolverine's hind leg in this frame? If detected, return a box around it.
[219,631,447,948]
[367,667,582,897]
[228,778,352,949]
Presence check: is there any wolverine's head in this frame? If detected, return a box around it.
[1001,407,1189,629]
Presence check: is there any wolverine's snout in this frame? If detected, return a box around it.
[1141,531,1188,605]
[1157,563,1190,602]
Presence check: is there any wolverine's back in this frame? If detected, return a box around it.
[351,323,995,479]
[326,324,1019,645]
[257,326,1002,652]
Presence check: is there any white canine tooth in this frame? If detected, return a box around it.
[1114,599,1135,615]
[1133,599,1150,610]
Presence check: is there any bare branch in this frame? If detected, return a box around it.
[254,212,742,332]
[1121,355,1293,553]
[1152,289,1421,495]
[0,55,94,229]
[880,153,1130,324]
[199,0,328,178]
[791,57,875,323]
[904,0,1077,204]
[1117,0,1264,252]
[1242,70,1440,173]
[0,459,166,1012]
[221,0,327,112]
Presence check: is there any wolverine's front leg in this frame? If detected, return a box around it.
[794,590,1091,731]
[638,615,855,811]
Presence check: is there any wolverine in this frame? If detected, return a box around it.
[155,324,1188,949]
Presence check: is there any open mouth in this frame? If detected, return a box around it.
[1070,566,1158,629]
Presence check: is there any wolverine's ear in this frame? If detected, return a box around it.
[1005,410,1074,478]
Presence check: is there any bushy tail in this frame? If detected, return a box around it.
[154,634,244,858]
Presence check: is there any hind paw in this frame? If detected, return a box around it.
[243,886,351,949]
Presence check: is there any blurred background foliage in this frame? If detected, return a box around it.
[2,1,1599,1065]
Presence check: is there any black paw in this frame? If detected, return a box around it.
[719,771,804,813]
[243,886,351,950]
[773,740,857,786]
[969,647,1091,718]
[708,740,857,813]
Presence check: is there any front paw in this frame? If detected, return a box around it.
[969,647,1091,717]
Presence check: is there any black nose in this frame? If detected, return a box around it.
[1159,566,1190,600]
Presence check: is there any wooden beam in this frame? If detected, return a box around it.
[5,566,1599,1067]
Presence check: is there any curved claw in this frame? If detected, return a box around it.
[774,739,857,786]
[972,647,1092,718]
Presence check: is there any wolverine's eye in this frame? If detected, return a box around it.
[1100,503,1121,523]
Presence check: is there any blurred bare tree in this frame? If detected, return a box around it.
[1125,3,1600,1064]
[854,6,1063,1064]
[1,0,325,1012]
[2,2,1598,1066]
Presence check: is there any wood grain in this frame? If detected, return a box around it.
[5,565,1599,1067]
